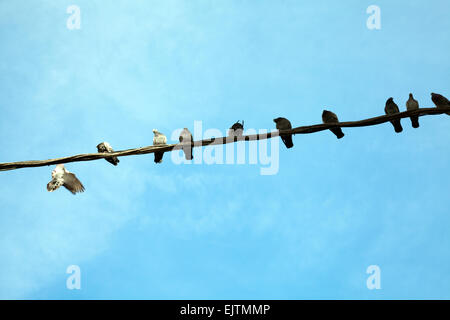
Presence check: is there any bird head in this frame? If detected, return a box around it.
[409,93,413,98]
[96,142,105,151]
[386,97,394,104]
[152,129,159,135]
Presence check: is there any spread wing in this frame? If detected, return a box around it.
[47,177,64,192]
[62,172,85,194]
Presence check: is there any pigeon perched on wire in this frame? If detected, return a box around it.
[96,142,120,166]
[228,120,244,137]
[179,128,194,160]
[385,97,403,133]
[431,93,450,115]
[273,117,293,148]
[322,110,344,139]
[153,129,167,163]
[47,164,85,195]
[406,93,420,128]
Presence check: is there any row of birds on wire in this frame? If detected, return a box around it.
[46,92,450,195]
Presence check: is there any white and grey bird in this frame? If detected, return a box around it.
[228,120,244,138]
[46,164,85,195]
[273,117,293,148]
[153,129,167,163]
[96,142,120,166]
[179,128,194,160]
[406,93,420,128]
[322,110,344,139]
[385,97,403,133]
[431,92,450,115]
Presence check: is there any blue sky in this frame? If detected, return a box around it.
[0,0,449,299]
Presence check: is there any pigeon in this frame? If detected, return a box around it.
[96,142,120,166]
[322,110,344,139]
[273,117,293,148]
[47,164,85,195]
[431,93,450,115]
[384,97,403,133]
[179,128,194,160]
[406,93,420,128]
[228,120,244,137]
[153,129,167,163]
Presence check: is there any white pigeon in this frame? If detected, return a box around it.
[97,142,119,166]
[179,128,194,160]
[152,129,167,163]
[47,164,85,195]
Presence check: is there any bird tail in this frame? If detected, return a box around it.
[410,116,420,129]
[47,180,62,192]
[330,127,345,139]
[154,151,164,163]
[106,157,120,166]
[281,135,294,148]
[392,120,403,133]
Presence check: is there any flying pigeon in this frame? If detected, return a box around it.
[153,129,167,163]
[228,120,244,137]
[385,97,403,133]
[179,128,194,160]
[273,117,293,148]
[431,93,450,115]
[96,142,120,166]
[322,110,344,139]
[47,164,85,195]
[406,93,420,128]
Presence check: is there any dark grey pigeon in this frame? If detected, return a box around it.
[228,120,244,137]
[322,110,344,139]
[406,93,420,128]
[47,164,85,195]
[179,128,194,160]
[431,93,450,115]
[273,117,293,148]
[385,98,403,133]
[97,142,120,166]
